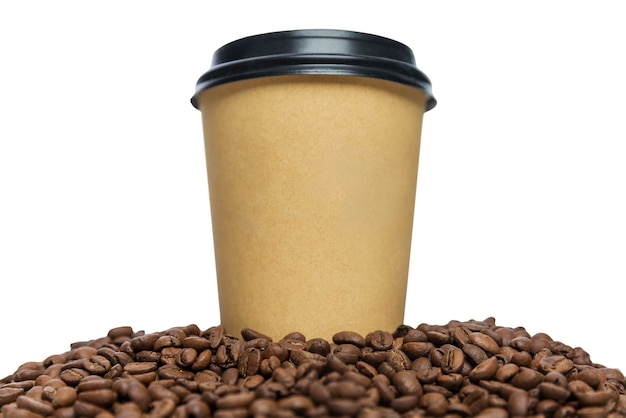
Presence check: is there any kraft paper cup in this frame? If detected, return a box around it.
[192,29,436,341]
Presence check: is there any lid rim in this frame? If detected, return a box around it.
[191,29,436,111]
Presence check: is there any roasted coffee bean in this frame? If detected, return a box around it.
[15,395,54,416]
[387,349,411,372]
[392,370,422,396]
[304,338,331,356]
[462,343,489,366]
[362,348,388,366]
[240,328,271,342]
[469,356,499,382]
[366,330,394,351]
[333,344,361,365]
[262,343,289,362]
[333,331,366,348]
[2,320,624,417]
[419,391,448,416]
[469,332,500,354]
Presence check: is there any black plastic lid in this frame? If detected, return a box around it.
[191,29,436,111]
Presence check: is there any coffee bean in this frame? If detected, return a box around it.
[278,394,314,413]
[392,370,422,396]
[333,344,361,365]
[0,387,23,405]
[469,356,499,382]
[366,331,394,351]
[304,338,331,356]
[419,391,448,416]
[237,328,266,342]
[333,331,366,348]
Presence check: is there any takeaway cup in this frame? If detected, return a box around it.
[191,29,436,341]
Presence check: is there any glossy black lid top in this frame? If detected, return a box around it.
[191,29,436,111]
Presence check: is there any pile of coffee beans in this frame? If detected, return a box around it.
[1,318,624,417]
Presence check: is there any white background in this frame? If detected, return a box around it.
[1,1,624,379]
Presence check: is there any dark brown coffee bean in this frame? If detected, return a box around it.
[243,337,271,351]
[469,356,499,382]
[507,389,530,416]
[387,349,411,372]
[76,375,112,392]
[390,395,419,413]
[185,397,211,418]
[475,406,508,417]
[362,348,388,366]
[511,350,532,367]
[282,331,306,342]
[401,341,432,359]
[366,330,394,351]
[510,366,543,390]
[190,349,212,372]
[539,381,571,402]
[43,385,75,409]
[439,344,465,374]
[249,398,278,416]
[371,374,394,405]
[80,356,111,375]
[278,338,306,352]
[68,346,98,361]
[576,390,614,407]
[289,349,325,366]
[238,328,270,342]
[123,362,157,375]
[76,388,117,408]
[15,395,54,416]
[278,394,315,413]
[304,338,331,356]
[494,362,519,383]
[460,385,490,415]
[425,330,449,346]
[332,344,361,365]
[149,398,177,417]
[537,354,574,375]
[182,336,211,351]
[216,390,255,409]
[452,327,473,347]
[392,370,422,396]
[175,348,198,368]
[469,332,500,354]
[328,380,366,399]
[543,370,568,387]
[462,343,489,366]
[356,361,378,378]
[242,374,264,390]
[0,387,24,405]
[327,398,361,415]
[59,368,89,386]
[259,356,281,377]
[415,366,440,385]
[270,367,295,389]
[437,373,464,391]
[419,391,448,416]
[509,336,533,352]
[107,326,134,341]
[125,382,151,412]
[129,333,159,353]
[219,367,238,386]
[203,325,224,349]
[332,331,365,348]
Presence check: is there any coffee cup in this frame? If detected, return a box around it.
[192,29,436,340]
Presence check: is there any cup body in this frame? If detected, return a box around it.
[192,30,435,340]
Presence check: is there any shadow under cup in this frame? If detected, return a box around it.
[192,29,436,341]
